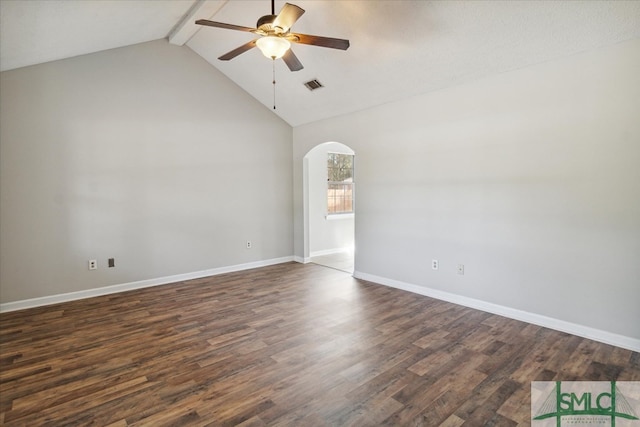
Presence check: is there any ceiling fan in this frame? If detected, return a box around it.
[195,0,350,71]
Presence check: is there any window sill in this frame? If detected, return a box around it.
[325,213,354,220]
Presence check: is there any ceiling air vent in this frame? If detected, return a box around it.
[304,79,324,91]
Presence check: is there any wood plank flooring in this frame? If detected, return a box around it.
[1,262,638,426]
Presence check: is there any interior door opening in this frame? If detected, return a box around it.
[303,142,355,274]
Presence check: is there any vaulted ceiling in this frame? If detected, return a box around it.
[2,0,639,126]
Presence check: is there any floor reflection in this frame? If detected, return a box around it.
[311,250,354,274]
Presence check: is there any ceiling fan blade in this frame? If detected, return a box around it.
[273,3,305,33]
[195,19,256,32]
[218,40,258,61]
[291,33,350,50]
[282,49,303,71]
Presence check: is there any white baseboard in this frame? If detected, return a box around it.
[293,256,311,264]
[310,247,353,258]
[353,270,640,353]
[0,256,294,313]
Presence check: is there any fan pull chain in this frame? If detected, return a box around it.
[272,59,277,110]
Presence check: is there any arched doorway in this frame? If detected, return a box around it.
[303,142,355,273]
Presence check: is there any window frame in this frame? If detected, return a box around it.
[326,152,354,216]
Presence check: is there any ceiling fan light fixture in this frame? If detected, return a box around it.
[256,36,291,59]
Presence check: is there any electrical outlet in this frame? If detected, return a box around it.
[88,259,97,270]
[457,264,465,275]
[108,258,115,268]
[246,240,252,249]
[432,259,438,270]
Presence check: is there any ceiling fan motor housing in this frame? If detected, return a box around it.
[257,15,285,35]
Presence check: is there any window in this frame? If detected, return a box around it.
[327,153,354,214]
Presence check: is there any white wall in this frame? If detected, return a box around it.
[293,39,640,344]
[306,142,354,256]
[0,40,293,304]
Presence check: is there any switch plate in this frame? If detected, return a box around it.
[88,259,97,270]
[457,264,464,275]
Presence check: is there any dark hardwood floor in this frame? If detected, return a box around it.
[1,262,638,426]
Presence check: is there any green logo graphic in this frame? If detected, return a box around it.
[532,382,639,427]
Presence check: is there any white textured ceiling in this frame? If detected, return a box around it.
[2,1,640,127]
[0,0,195,71]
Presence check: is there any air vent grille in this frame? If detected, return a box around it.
[304,79,324,91]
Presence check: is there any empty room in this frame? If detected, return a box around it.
[1,0,639,425]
